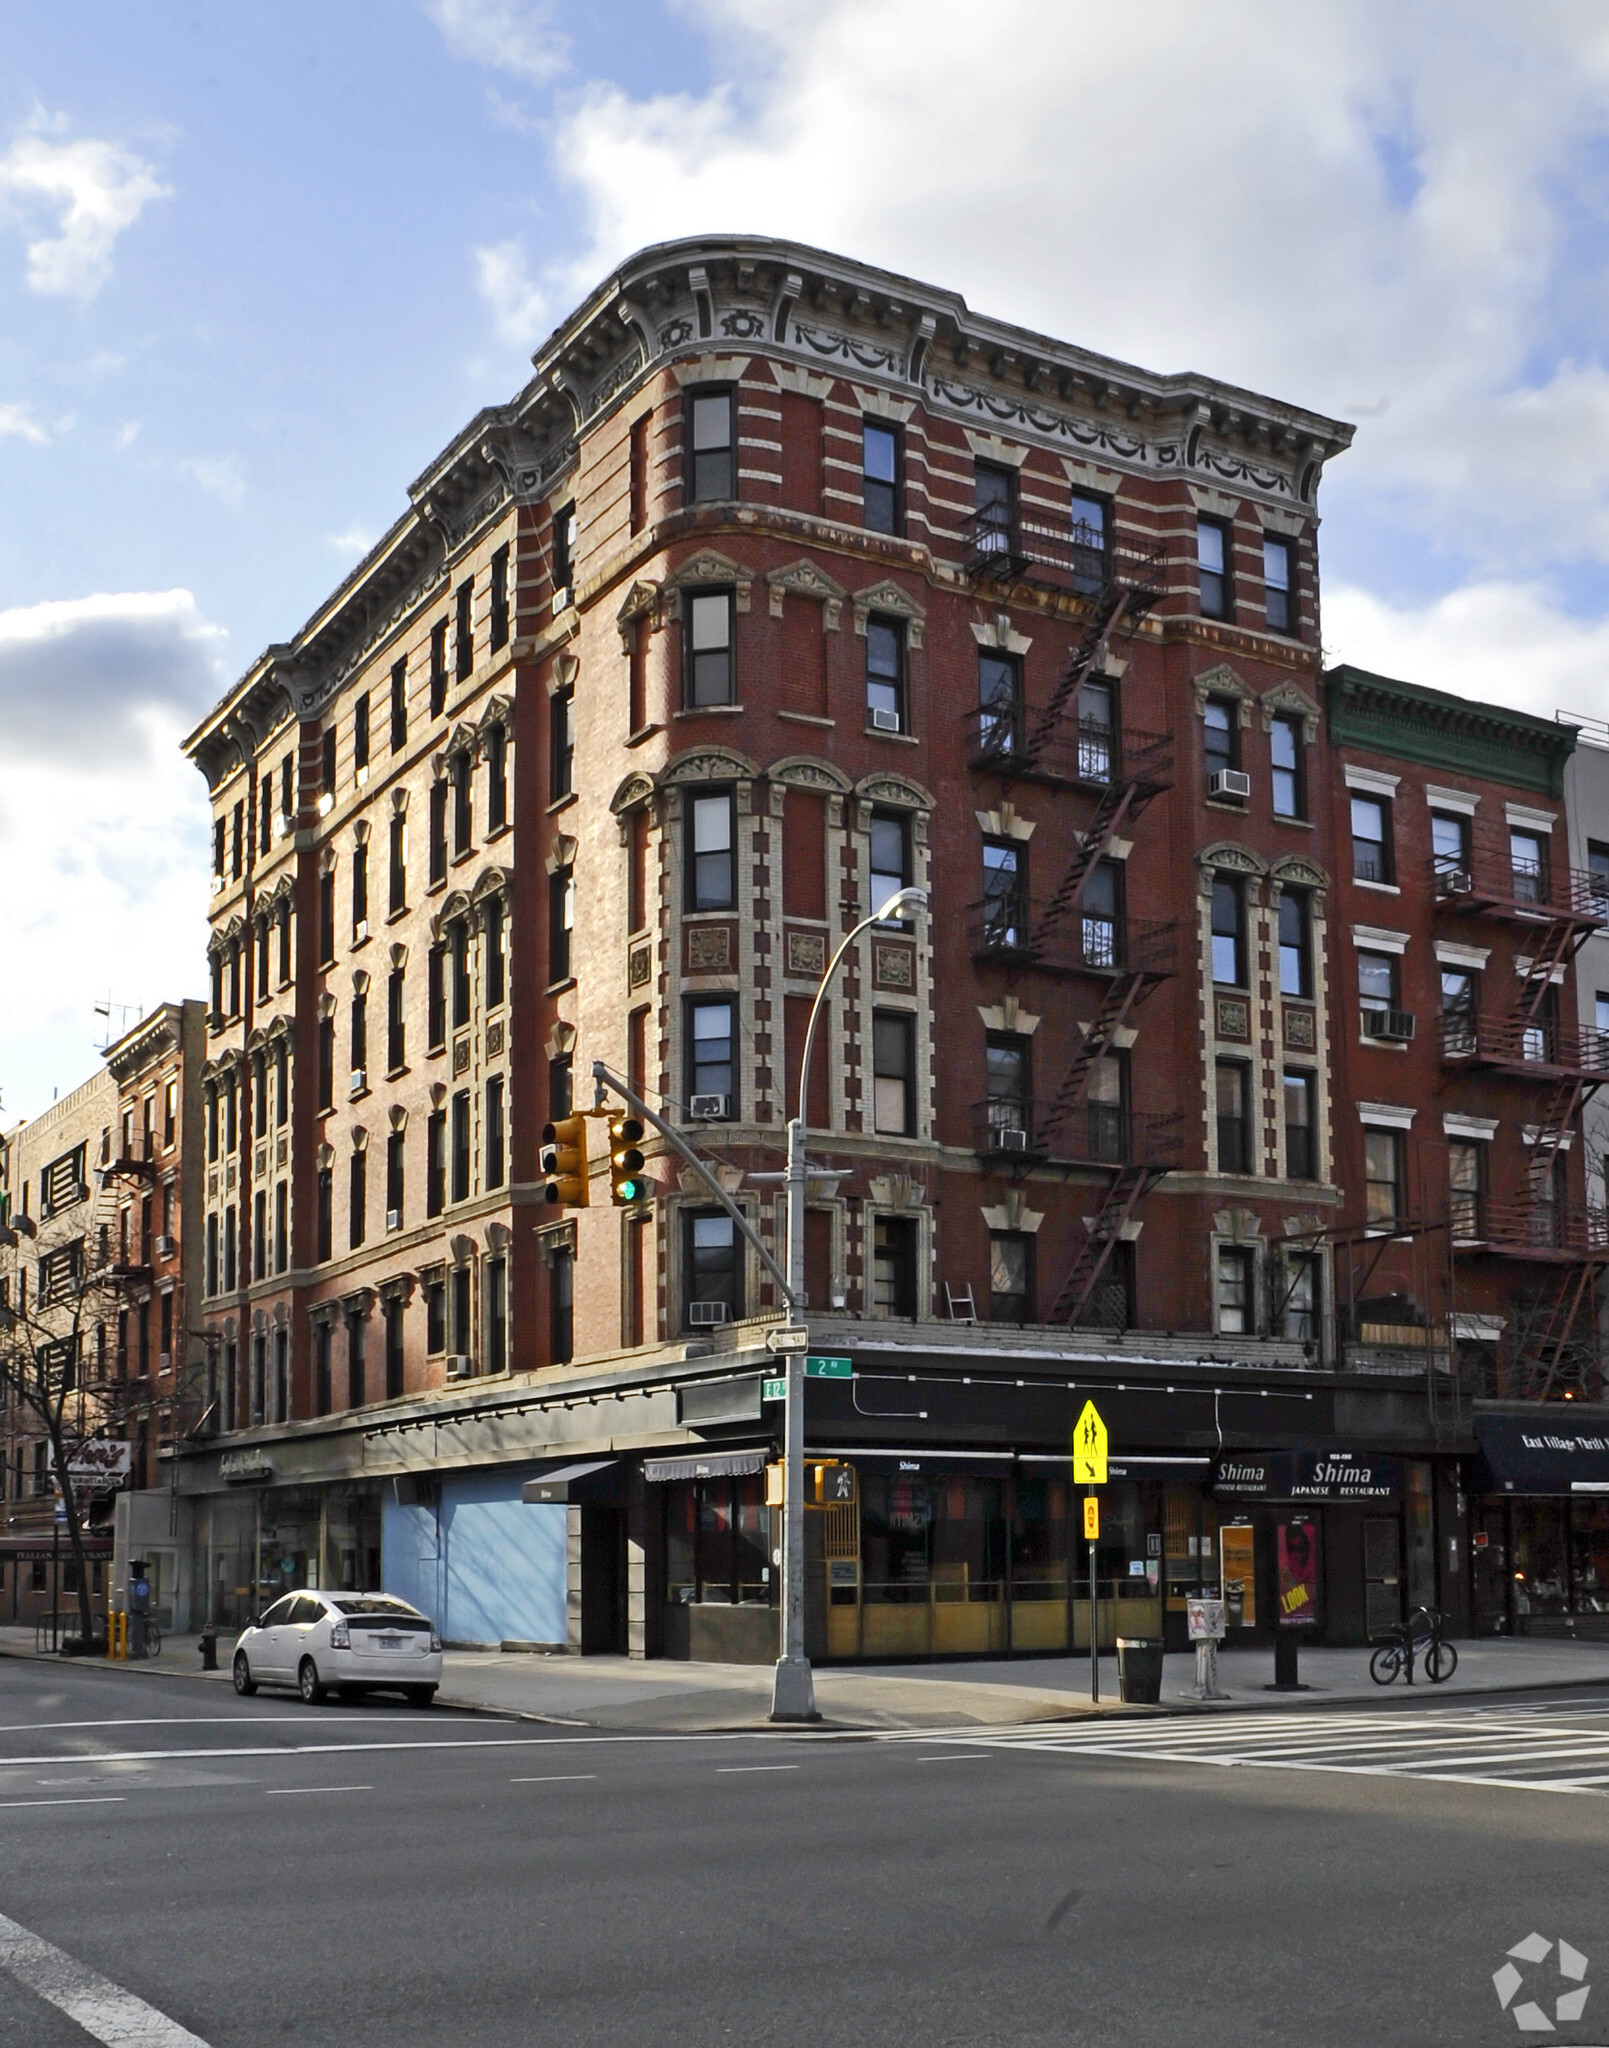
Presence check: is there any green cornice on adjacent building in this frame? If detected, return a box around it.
[1324,664,1577,798]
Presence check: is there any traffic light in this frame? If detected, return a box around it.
[541,1114,591,1207]
[607,1115,649,1206]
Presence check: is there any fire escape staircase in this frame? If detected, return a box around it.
[1047,1165,1162,1328]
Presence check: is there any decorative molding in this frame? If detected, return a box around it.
[857,770,935,811]
[767,362,833,399]
[1259,679,1321,739]
[851,578,926,648]
[765,557,847,627]
[660,745,759,787]
[1193,662,1255,726]
[981,1192,1044,1233]
[977,998,1040,1035]
[1327,665,1574,799]
[975,802,1035,842]
[850,383,915,423]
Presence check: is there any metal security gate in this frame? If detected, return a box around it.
[1365,1516,1404,1637]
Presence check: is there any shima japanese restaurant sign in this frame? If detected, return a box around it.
[1213,1450,1404,1502]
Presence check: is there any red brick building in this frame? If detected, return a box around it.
[173,235,1602,1658]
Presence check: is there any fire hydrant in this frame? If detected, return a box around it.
[199,1622,218,1672]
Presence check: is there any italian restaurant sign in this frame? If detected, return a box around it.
[1214,1450,1403,1502]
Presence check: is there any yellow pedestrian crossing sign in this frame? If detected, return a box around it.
[1073,1400,1109,1485]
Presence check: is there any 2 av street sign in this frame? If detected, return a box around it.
[805,1356,853,1378]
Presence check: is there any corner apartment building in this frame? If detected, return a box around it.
[174,233,1602,1660]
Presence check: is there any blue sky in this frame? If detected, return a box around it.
[6,0,1609,1116]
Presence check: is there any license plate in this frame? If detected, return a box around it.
[375,1634,405,1651]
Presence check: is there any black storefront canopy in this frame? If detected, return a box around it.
[643,1451,767,1484]
[1468,1414,1609,1496]
[520,1459,621,1505]
[1213,1449,1404,1502]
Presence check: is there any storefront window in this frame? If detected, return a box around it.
[1573,1502,1609,1612]
[663,1477,773,1606]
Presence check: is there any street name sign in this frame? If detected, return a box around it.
[805,1356,853,1378]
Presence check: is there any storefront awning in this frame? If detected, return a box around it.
[1468,1414,1609,1496]
[643,1451,767,1483]
[520,1459,621,1505]
[1213,1450,1404,1502]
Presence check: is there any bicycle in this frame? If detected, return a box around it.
[1369,1605,1458,1686]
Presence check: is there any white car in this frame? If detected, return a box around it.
[233,1591,442,1707]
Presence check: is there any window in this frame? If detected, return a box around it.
[388,814,406,915]
[1449,1139,1484,1239]
[1278,891,1311,997]
[213,816,226,881]
[255,915,270,995]
[865,616,905,732]
[1510,827,1547,905]
[315,1168,333,1263]
[1271,715,1304,818]
[872,1215,918,1317]
[1086,1052,1128,1162]
[1358,949,1398,1028]
[454,578,473,680]
[981,839,1025,948]
[484,898,505,1008]
[550,687,574,799]
[350,987,367,1083]
[989,1232,1034,1324]
[977,651,1021,754]
[427,945,446,1051]
[1211,878,1245,986]
[687,791,735,911]
[321,728,337,801]
[1284,1069,1317,1181]
[312,1322,331,1415]
[383,1296,405,1400]
[1082,861,1120,971]
[351,842,368,936]
[349,1310,367,1408]
[277,899,292,985]
[548,1051,573,1122]
[486,724,508,832]
[205,1085,218,1163]
[163,1078,177,1146]
[1070,492,1108,596]
[548,868,574,983]
[486,1258,507,1373]
[1197,517,1229,618]
[869,811,911,924]
[974,460,1017,555]
[349,1150,366,1250]
[429,619,448,717]
[629,413,650,534]
[685,589,734,707]
[1351,794,1392,883]
[1077,676,1113,784]
[354,692,370,775]
[1216,1246,1254,1334]
[862,421,900,534]
[451,748,472,855]
[683,1210,739,1326]
[426,1112,445,1218]
[872,1012,915,1136]
[40,1146,86,1216]
[232,799,244,877]
[1203,697,1238,782]
[318,869,335,966]
[386,1131,404,1227]
[274,1181,287,1272]
[451,918,471,1026]
[259,781,271,854]
[1441,968,1477,1054]
[489,544,509,652]
[551,501,576,601]
[1215,1061,1251,1175]
[252,1051,267,1138]
[450,1090,471,1204]
[390,658,407,751]
[485,1076,505,1191]
[1589,840,1609,913]
[1263,536,1292,632]
[1364,1127,1403,1229]
[386,967,405,1072]
[317,1016,335,1111]
[424,1276,446,1356]
[688,389,734,502]
[984,1033,1030,1137]
[688,998,734,1115]
[428,779,448,885]
[1282,1254,1320,1344]
[1431,811,1469,883]
[280,753,294,822]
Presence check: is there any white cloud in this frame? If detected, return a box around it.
[0,113,169,300]
[327,522,379,556]
[425,0,568,84]
[181,455,245,506]
[114,420,139,450]
[0,403,46,445]
[494,0,1609,579]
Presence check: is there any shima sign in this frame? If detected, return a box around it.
[1213,1450,1403,1502]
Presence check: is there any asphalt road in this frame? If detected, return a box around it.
[0,1658,1607,2048]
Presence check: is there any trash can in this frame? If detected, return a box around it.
[1116,1637,1164,1705]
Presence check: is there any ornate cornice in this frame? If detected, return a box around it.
[1326,665,1576,799]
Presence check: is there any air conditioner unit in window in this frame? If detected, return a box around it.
[158,1352,171,1373]
[552,587,571,616]
[689,1094,730,1119]
[1362,1007,1416,1042]
[870,706,903,734]
[1437,867,1473,896]
[444,1354,475,1379]
[353,920,369,943]
[386,1209,401,1232]
[154,1235,175,1259]
[997,1126,1029,1152]
[688,1301,729,1327]
[1208,768,1252,802]
[349,1070,367,1095]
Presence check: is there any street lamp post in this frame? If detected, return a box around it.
[770,885,928,1723]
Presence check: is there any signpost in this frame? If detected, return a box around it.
[1073,1401,1109,1703]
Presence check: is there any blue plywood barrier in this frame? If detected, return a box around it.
[381,1468,566,1646]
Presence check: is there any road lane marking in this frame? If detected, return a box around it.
[511,1774,597,1783]
[916,1753,992,1762]
[0,1906,211,2045]
[716,1764,800,1773]
[0,1797,126,1809]
[263,1785,372,1796]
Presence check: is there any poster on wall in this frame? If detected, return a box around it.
[1276,1518,1320,1629]
[1220,1522,1256,1627]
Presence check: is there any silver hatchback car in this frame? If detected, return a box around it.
[233,1591,442,1706]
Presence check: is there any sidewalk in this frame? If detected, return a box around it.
[6,1626,1609,1730]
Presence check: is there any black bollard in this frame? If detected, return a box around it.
[199,1623,218,1672]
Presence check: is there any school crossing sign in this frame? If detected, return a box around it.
[1073,1401,1109,1485]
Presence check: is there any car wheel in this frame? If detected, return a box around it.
[233,1653,257,1697]
[298,1658,327,1706]
[405,1686,437,1709]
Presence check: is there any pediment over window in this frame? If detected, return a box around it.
[662,549,753,613]
[770,755,852,795]
[660,745,758,786]
[765,558,848,628]
[610,771,657,815]
[1259,678,1321,739]
[851,578,926,648]
[1192,662,1254,724]
[858,771,934,812]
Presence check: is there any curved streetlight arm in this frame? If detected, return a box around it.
[794,889,928,1135]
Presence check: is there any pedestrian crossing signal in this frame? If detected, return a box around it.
[541,1114,590,1207]
[1083,1496,1100,1541]
[608,1115,648,1206]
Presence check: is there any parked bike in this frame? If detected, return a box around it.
[1369,1605,1458,1686]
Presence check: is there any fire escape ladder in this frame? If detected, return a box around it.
[1049,1165,1158,1327]
[1031,782,1139,952]
[1515,916,1583,1026]
[1035,975,1148,1148]
[1021,591,1132,769]
[1518,1262,1596,1400]
[1527,1075,1584,1204]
